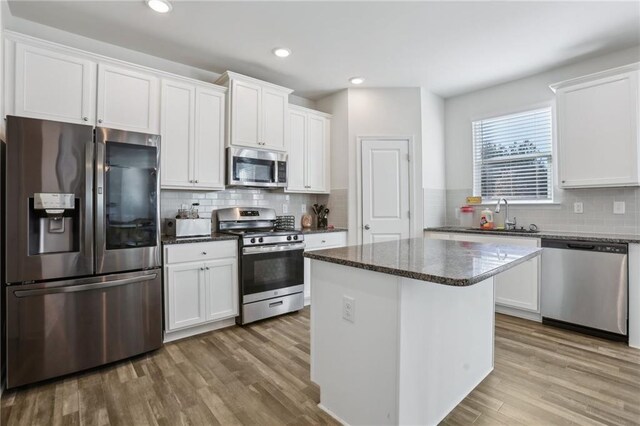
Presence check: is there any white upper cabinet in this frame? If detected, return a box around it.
[231,79,262,147]
[286,105,331,193]
[261,87,288,151]
[194,86,226,189]
[11,42,97,125]
[97,63,160,134]
[553,63,640,188]
[160,78,226,190]
[161,79,195,188]
[287,108,307,191]
[216,71,293,151]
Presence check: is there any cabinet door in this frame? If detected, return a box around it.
[194,87,225,190]
[165,263,207,331]
[262,87,288,151]
[306,114,328,192]
[14,43,96,125]
[97,63,160,133]
[558,71,640,187]
[287,109,307,191]
[161,79,194,188]
[231,79,261,148]
[205,258,238,321]
[448,233,540,312]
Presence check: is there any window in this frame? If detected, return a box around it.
[472,107,553,202]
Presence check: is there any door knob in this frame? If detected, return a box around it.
[82,117,88,121]
[98,119,103,124]
[364,224,371,230]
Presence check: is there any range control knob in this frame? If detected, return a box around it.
[293,235,298,241]
[287,236,292,241]
[258,237,264,243]
[250,238,256,244]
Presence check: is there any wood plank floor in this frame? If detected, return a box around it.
[2,309,639,426]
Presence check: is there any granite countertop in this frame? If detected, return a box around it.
[425,226,640,244]
[161,233,238,245]
[304,238,541,286]
[298,227,348,234]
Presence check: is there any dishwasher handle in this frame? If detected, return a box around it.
[542,238,627,254]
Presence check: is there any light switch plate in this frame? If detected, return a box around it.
[301,204,307,213]
[613,201,625,215]
[574,202,583,214]
[282,204,289,214]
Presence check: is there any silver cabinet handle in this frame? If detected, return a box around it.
[205,267,210,270]
[98,119,103,124]
[195,180,199,183]
[83,116,88,121]
[202,251,207,255]
[321,240,326,243]
[200,267,205,271]
[364,224,371,230]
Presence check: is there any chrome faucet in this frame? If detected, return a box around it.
[495,198,516,230]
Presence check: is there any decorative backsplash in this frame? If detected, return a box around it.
[446,187,639,235]
[160,189,319,229]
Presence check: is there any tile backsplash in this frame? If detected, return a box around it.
[161,189,319,229]
[446,187,640,235]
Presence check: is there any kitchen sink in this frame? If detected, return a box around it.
[465,227,540,234]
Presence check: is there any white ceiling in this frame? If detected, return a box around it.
[6,1,640,99]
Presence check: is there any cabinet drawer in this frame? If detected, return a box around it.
[305,232,347,250]
[164,240,237,264]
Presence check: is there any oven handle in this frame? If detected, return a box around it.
[243,242,306,255]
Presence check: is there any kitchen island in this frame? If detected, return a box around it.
[305,238,542,426]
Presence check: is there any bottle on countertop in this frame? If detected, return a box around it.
[480,208,494,229]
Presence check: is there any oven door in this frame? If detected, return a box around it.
[241,243,305,303]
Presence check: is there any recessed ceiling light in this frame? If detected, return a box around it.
[146,0,172,13]
[273,48,291,58]
[350,77,365,85]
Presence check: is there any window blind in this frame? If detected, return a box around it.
[472,107,553,202]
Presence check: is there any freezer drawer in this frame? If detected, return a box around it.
[541,240,627,337]
[5,269,163,388]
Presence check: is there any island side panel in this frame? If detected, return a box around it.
[310,259,401,425]
[398,277,495,426]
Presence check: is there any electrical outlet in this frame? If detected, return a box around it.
[613,201,626,215]
[301,204,307,213]
[282,204,289,214]
[573,202,583,214]
[342,296,355,323]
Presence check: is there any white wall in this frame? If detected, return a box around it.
[421,89,446,227]
[316,89,349,228]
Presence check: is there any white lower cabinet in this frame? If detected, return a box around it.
[164,240,238,341]
[425,231,540,320]
[303,231,348,305]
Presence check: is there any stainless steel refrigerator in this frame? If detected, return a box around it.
[4,116,163,388]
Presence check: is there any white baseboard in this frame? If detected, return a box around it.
[318,403,350,426]
[304,296,311,306]
[495,304,542,322]
[163,317,236,343]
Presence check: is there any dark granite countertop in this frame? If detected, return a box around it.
[304,238,541,286]
[424,226,640,244]
[298,227,348,234]
[162,233,238,245]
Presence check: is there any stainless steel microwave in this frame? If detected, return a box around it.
[227,147,287,188]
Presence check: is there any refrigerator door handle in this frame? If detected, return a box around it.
[95,140,105,270]
[84,138,95,269]
[13,273,158,297]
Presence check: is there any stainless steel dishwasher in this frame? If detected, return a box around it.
[541,239,628,340]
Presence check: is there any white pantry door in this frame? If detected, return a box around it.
[361,139,410,245]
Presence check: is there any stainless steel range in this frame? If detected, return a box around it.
[217,207,304,324]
